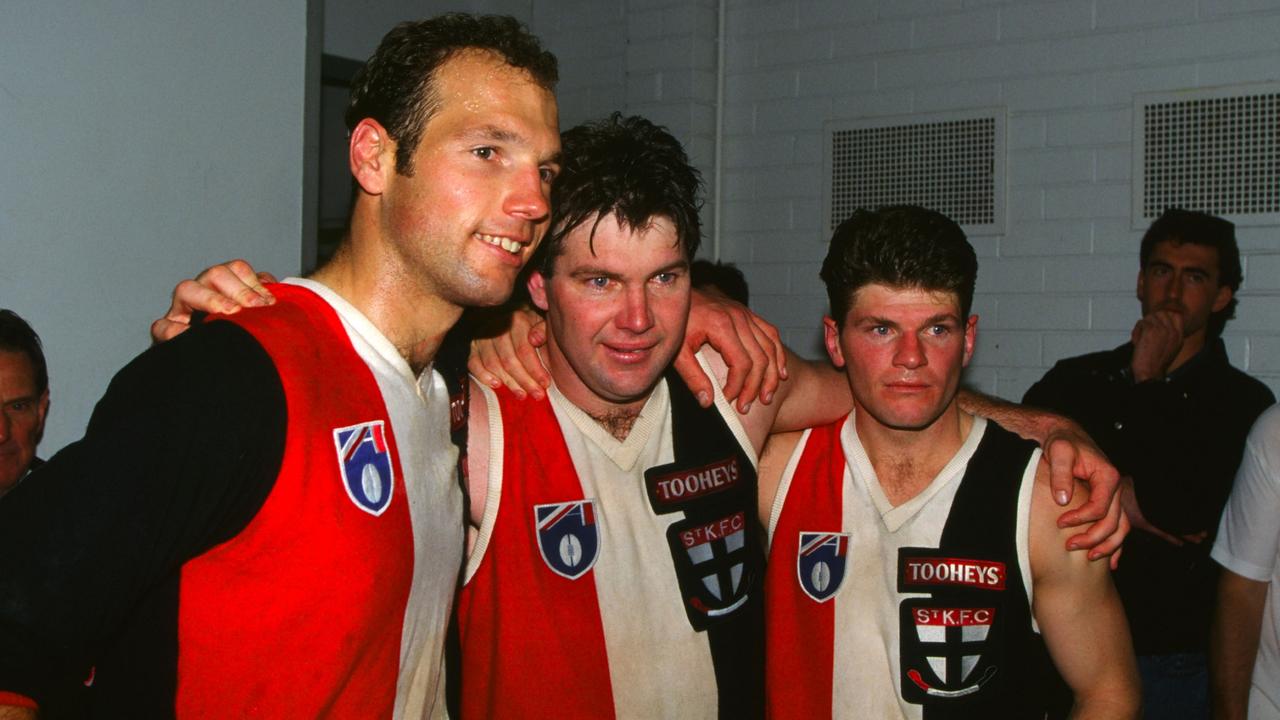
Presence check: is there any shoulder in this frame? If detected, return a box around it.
[1044,346,1128,379]
[1217,363,1276,407]
[108,319,282,406]
[1024,346,1128,403]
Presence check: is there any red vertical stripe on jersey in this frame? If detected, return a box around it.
[765,421,847,720]
[455,388,616,719]
[177,285,414,718]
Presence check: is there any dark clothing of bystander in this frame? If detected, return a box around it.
[1024,338,1273,654]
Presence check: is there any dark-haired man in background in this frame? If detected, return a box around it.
[1024,209,1275,717]
[0,14,561,718]
[0,310,49,499]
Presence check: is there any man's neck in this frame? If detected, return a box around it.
[544,347,656,442]
[310,233,460,376]
[854,403,973,507]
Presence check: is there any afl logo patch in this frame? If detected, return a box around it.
[333,420,395,516]
[797,532,850,602]
[534,500,600,580]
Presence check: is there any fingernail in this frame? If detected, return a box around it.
[532,390,545,401]
[741,401,752,413]
[488,377,501,388]
[762,391,774,404]
[1055,490,1069,505]
[1067,542,1079,550]
[697,391,710,406]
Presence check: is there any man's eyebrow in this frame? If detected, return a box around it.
[568,267,623,280]
[924,313,961,325]
[459,125,561,166]
[459,124,522,143]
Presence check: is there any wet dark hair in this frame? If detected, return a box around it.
[691,259,749,306]
[534,113,703,276]
[820,205,976,326]
[1139,208,1240,337]
[0,310,47,396]
[345,13,558,175]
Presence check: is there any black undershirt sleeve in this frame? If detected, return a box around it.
[0,320,287,708]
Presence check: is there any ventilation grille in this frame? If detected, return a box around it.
[1135,84,1280,227]
[823,109,1006,236]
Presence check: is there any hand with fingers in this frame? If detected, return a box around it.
[1129,310,1184,383]
[150,260,278,343]
[1041,424,1130,568]
[674,289,788,410]
[467,307,551,401]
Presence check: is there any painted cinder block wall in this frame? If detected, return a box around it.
[713,0,1280,400]
[533,0,1280,400]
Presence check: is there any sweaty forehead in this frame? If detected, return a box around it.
[848,283,961,316]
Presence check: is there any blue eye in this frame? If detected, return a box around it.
[473,147,495,160]
[654,272,677,284]
[588,277,609,289]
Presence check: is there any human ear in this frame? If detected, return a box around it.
[823,316,846,368]
[349,118,393,195]
[527,272,550,312]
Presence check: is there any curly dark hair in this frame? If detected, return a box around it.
[0,310,47,396]
[345,13,558,176]
[1139,208,1240,337]
[820,206,977,326]
[533,113,703,276]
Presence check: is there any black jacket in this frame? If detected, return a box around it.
[1024,339,1274,654]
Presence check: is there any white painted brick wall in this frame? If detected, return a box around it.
[709,0,1280,399]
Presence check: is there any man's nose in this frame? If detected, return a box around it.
[893,334,926,369]
[504,166,550,223]
[616,286,654,333]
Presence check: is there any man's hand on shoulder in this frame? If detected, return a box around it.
[150,260,277,343]
[959,391,1129,566]
[674,288,786,411]
[466,307,551,401]
[1042,423,1129,567]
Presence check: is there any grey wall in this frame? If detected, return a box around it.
[0,1,313,453]
[323,0,533,60]
[714,0,1280,400]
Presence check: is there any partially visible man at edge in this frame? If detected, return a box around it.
[0,14,562,719]
[166,117,1125,719]
[0,310,50,499]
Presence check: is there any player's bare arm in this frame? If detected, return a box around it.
[153,262,1127,559]
[1210,569,1268,720]
[1029,464,1141,719]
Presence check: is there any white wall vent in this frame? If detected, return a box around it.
[1134,83,1280,228]
[822,108,1006,237]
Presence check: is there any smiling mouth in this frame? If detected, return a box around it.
[476,232,525,255]
[603,343,657,363]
